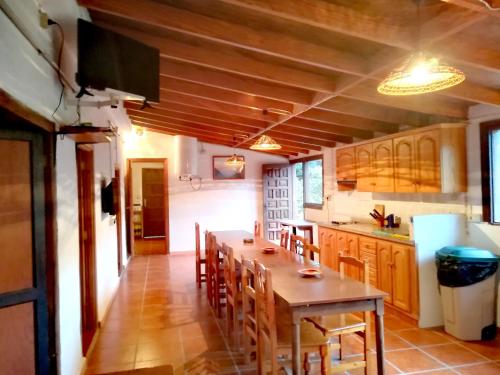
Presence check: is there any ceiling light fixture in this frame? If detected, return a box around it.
[225,153,245,168]
[249,134,282,151]
[377,0,465,96]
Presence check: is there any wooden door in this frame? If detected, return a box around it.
[336,147,356,182]
[393,135,416,193]
[355,144,373,191]
[76,146,97,356]
[142,168,165,238]
[372,140,395,192]
[392,244,412,312]
[377,241,393,303]
[415,130,441,192]
[0,132,52,374]
[263,164,292,242]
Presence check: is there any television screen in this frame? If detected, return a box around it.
[77,18,160,102]
[101,180,116,216]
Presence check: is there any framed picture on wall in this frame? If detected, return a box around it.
[212,155,245,180]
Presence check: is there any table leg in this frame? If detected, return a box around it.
[375,298,386,375]
[292,314,301,375]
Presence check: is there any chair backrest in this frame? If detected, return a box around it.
[254,220,261,238]
[242,256,257,332]
[222,243,238,303]
[279,229,289,249]
[195,222,201,260]
[289,234,307,255]
[304,243,321,263]
[207,232,219,271]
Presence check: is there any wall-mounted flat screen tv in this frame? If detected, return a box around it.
[76,18,160,102]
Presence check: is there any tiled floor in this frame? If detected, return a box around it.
[134,238,167,256]
[85,254,500,375]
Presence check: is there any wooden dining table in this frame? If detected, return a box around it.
[211,230,387,375]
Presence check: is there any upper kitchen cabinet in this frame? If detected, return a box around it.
[336,147,356,182]
[336,123,467,193]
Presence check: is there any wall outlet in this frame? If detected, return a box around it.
[39,10,49,29]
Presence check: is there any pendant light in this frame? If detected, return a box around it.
[225,153,245,168]
[249,134,282,151]
[377,0,465,96]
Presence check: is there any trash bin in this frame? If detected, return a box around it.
[436,246,499,341]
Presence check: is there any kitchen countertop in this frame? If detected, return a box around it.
[317,222,415,245]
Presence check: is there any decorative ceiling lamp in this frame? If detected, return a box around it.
[249,134,282,151]
[377,0,465,96]
[225,153,245,168]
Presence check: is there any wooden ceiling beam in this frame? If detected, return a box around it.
[126,100,267,129]
[317,96,457,127]
[284,117,373,140]
[80,0,369,76]
[438,0,500,19]
[158,87,279,122]
[92,21,339,93]
[300,109,399,134]
[130,117,315,153]
[160,59,315,105]
[271,124,353,144]
[127,110,259,135]
[160,77,294,113]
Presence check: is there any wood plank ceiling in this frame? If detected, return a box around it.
[79,0,500,157]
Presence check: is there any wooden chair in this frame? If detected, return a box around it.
[306,254,371,374]
[289,234,307,256]
[303,243,321,263]
[222,243,241,349]
[254,260,330,375]
[279,229,290,249]
[254,220,262,238]
[195,223,206,289]
[206,232,226,316]
[241,255,257,365]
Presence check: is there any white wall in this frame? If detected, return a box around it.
[0,1,132,374]
[123,129,288,251]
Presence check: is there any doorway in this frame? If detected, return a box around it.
[76,145,98,356]
[126,158,169,256]
[0,109,56,374]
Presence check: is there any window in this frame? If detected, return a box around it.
[480,120,500,224]
[292,156,324,211]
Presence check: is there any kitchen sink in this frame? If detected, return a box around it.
[371,229,411,241]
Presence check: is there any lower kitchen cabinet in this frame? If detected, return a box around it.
[318,225,419,320]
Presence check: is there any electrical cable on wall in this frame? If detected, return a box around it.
[48,19,65,122]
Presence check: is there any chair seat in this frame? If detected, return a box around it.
[306,313,366,336]
[276,320,329,350]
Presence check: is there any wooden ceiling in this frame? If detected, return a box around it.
[79,0,500,157]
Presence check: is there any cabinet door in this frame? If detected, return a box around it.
[372,140,394,192]
[328,230,338,271]
[355,144,373,191]
[415,130,441,192]
[393,135,416,193]
[319,228,336,269]
[392,244,412,312]
[336,147,356,182]
[376,241,393,303]
[345,234,360,280]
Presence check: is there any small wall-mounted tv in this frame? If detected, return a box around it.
[76,18,160,102]
[101,180,117,216]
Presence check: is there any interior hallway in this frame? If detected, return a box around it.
[85,254,500,375]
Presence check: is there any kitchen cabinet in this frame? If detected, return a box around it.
[336,123,466,193]
[318,225,419,320]
[372,139,395,192]
[355,143,373,192]
[336,147,356,182]
[376,240,416,315]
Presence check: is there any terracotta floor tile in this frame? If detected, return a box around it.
[396,328,452,347]
[182,335,228,361]
[369,330,412,351]
[86,344,137,367]
[385,348,444,373]
[423,343,486,366]
[135,341,184,363]
[461,339,500,360]
[85,362,135,374]
[409,370,457,375]
[384,315,416,331]
[454,361,500,375]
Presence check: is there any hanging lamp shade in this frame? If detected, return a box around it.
[225,153,245,167]
[377,52,465,96]
[249,135,282,151]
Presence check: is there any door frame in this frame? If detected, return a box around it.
[0,98,57,373]
[126,158,169,256]
[113,167,124,275]
[76,145,98,356]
